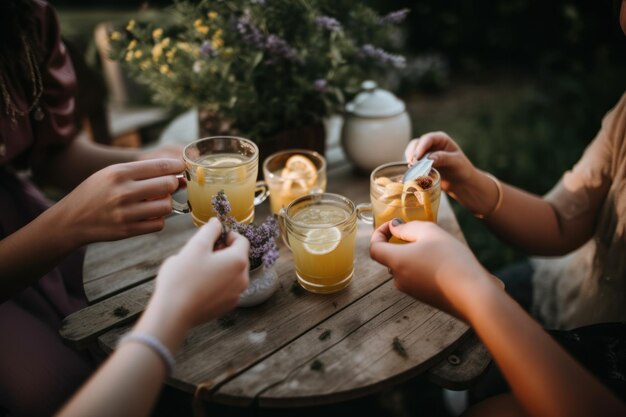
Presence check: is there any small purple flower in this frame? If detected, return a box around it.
[265,34,301,63]
[212,191,231,217]
[360,44,406,68]
[313,78,329,93]
[315,16,342,32]
[200,41,215,57]
[211,191,279,268]
[235,12,265,48]
[380,8,410,24]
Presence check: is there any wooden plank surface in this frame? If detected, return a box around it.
[69,165,486,407]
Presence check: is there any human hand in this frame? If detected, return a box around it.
[139,144,185,161]
[404,131,476,195]
[151,218,250,327]
[54,158,185,245]
[369,219,502,321]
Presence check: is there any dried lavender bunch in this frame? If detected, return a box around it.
[211,190,279,269]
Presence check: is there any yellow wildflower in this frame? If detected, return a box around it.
[152,43,163,61]
[125,50,133,62]
[208,11,218,20]
[211,38,224,50]
[159,64,171,75]
[194,19,203,28]
[165,48,176,63]
[139,60,151,71]
[160,37,171,48]
[177,42,192,53]
[212,29,223,40]
[197,25,209,34]
[126,20,136,31]
[134,50,143,58]
[110,31,121,41]
[152,28,163,40]
[127,39,137,50]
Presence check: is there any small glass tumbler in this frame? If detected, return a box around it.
[261,149,327,214]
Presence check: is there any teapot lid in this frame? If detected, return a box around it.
[345,80,405,118]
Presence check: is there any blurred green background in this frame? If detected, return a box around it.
[54,0,626,272]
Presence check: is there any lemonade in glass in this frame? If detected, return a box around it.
[281,193,357,294]
[262,150,327,214]
[173,137,267,226]
[357,162,441,242]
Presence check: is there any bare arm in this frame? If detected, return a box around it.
[452,168,608,255]
[0,159,184,301]
[370,220,624,417]
[405,132,608,256]
[57,219,249,417]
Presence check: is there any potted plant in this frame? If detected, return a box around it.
[108,0,408,158]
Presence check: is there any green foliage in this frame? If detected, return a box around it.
[108,0,407,141]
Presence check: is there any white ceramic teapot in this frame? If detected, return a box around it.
[341,80,412,172]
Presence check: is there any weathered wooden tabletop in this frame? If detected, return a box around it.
[60,162,490,408]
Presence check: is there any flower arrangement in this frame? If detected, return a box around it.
[108,0,409,141]
[212,190,279,269]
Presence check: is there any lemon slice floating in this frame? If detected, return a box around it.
[281,154,318,192]
[303,227,341,255]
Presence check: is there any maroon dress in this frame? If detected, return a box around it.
[0,1,98,415]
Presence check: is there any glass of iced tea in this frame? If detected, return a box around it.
[172,136,268,226]
[279,193,359,294]
[261,149,327,214]
[357,161,441,239]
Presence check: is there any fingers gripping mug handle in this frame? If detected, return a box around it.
[356,203,373,224]
[171,173,190,214]
[254,181,269,206]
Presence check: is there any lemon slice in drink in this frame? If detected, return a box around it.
[303,227,341,255]
[285,155,317,184]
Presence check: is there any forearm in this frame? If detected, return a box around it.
[0,203,78,301]
[57,298,191,417]
[464,283,624,417]
[35,137,141,190]
[451,170,582,255]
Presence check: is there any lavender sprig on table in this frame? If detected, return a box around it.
[211,190,279,269]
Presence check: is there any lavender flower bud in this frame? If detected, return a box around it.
[360,44,406,68]
[315,16,342,32]
[313,78,329,93]
[380,8,410,24]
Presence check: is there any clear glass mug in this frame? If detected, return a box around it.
[172,136,268,226]
[278,193,363,294]
[261,149,327,214]
[357,161,441,241]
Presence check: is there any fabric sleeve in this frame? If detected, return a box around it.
[29,0,78,163]
[544,93,625,220]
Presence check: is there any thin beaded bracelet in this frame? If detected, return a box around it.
[118,333,175,376]
[473,172,503,220]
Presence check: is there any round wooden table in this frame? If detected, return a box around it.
[60,163,489,408]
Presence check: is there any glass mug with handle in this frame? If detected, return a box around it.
[261,149,327,214]
[278,193,363,294]
[172,136,268,226]
[357,161,441,242]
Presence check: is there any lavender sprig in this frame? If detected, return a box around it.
[315,16,342,32]
[211,190,279,268]
[380,8,410,25]
[360,44,406,68]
